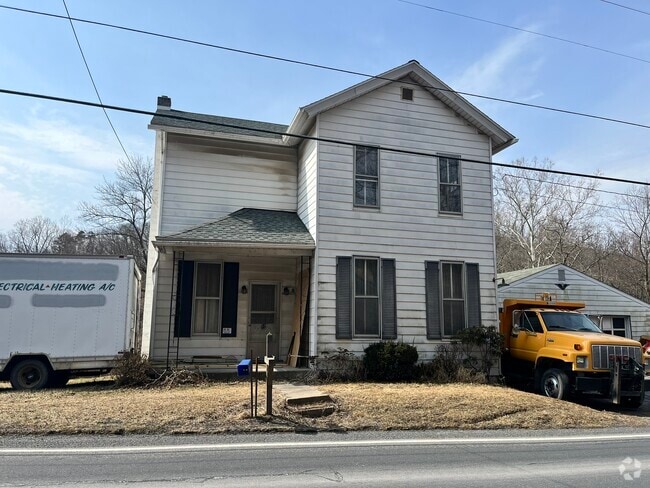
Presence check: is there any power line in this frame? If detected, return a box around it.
[499,172,643,200]
[60,0,131,163]
[2,4,650,132]
[599,0,650,16]
[399,0,650,64]
[1,86,649,189]
[498,174,635,212]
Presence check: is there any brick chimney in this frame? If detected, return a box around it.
[157,95,171,110]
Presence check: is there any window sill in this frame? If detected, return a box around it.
[438,211,463,218]
[353,205,381,212]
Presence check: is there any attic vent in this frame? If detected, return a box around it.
[558,269,566,282]
[401,87,414,101]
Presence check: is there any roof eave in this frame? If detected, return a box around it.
[148,124,289,146]
[153,239,315,250]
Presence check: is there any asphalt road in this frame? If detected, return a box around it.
[1,430,649,487]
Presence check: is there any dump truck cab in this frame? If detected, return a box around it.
[500,294,645,407]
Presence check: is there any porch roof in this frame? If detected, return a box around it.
[153,208,315,250]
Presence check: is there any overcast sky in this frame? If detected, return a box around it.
[1,0,649,231]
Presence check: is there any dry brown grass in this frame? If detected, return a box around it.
[0,380,646,435]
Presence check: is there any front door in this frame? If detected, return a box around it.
[248,283,279,361]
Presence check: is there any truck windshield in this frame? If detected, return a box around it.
[540,312,603,333]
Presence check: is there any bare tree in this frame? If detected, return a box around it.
[7,216,61,253]
[494,158,601,270]
[79,156,153,269]
[0,232,9,253]
[612,185,650,302]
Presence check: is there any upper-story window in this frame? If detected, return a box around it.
[354,146,379,208]
[439,156,462,214]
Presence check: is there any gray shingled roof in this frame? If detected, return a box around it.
[155,208,315,248]
[150,109,288,140]
[497,264,557,285]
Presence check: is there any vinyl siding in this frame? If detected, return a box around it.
[314,79,497,359]
[497,265,650,339]
[297,126,320,356]
[160,134,298,235]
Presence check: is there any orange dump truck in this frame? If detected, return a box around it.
[500,294,645,408]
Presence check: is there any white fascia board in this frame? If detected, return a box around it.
[153,240,314,250]
[147,124,290,146]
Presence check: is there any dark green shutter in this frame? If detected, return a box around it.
[466,263,481,327]
[174,260,194,338]
[381,259,397,340]
[425,261,441,339]
[221,262,239,337]
[336,256,352,339]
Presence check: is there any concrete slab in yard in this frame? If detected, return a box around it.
[275,383,332,406]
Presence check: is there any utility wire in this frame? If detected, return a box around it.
[1,86,649,189]
[498,173,635,212]
[500,172,644,201]
[2,4,650,132]
[399,0,650,64]
[599,0,650,17]
[61,0,131,163]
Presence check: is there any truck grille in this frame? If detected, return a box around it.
[591,345,642,370]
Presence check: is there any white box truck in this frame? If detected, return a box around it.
[0,254,140,389]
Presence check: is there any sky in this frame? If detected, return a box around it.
[0,0,649,232]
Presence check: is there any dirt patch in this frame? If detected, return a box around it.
[0,380,647,435]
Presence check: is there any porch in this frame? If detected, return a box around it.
[146,208,314,369]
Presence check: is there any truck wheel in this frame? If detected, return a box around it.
[540,368,569,400]
[9,359,50,390]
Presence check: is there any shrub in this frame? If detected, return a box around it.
[313,348,364,382]
[112,352,155,387]
[419,343,463,383]
[363,341,419,381]
[452,326,504,379]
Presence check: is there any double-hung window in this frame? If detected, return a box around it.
[193,262,222,334]
[354,257,380,336]
[354,146,379,207]
[336,257,396,340]
[439,156,461,214]
[441,262,465,336]
[425,261,481,339]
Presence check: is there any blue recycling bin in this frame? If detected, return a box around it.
[237,358,252,377]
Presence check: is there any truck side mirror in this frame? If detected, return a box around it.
[512,325,520,337]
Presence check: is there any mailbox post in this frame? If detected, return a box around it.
[265,355,275,416]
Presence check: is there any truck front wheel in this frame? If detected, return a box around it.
[540,368,569,400]
[9,359,50,390]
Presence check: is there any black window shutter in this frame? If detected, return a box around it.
[336,257,352,339]
[221,262,239,337]
[174,260,194,338]
[466,263,481,327]
[381,259,397,340]
[425,261,441,339]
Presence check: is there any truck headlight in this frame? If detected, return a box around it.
[576,356,588,368]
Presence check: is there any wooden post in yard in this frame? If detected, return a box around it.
[265,356,275,416]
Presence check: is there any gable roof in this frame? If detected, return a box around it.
[286,60,517,154]
[497,263,650,309]
[154,208,315,249]
[497,264,556,286]
[149,60,516,152]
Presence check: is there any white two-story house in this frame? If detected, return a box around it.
[141,60,517,367]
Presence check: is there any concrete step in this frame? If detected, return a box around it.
[275,383,332,406]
